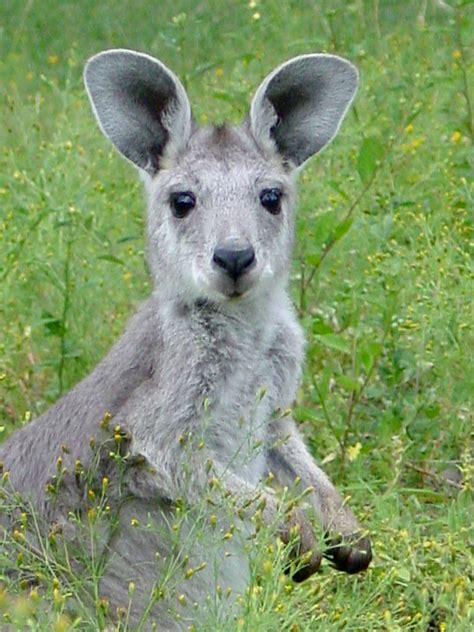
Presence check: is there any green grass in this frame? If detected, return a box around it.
[0,0,473,630]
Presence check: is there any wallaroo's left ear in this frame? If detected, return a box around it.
[249,54,359,168]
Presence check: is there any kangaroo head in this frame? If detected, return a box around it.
[84,50,358,308]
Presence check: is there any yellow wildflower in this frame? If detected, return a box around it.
[347,442,362,462]
[53,615,71,632]
[53,587,65,608]
[262,559,273,573]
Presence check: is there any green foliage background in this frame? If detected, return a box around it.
[0,0,472,630]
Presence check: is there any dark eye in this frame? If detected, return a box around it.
[170,191,196,218]
[260,188,282,215]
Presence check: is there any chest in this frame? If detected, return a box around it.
[186,309,301,482]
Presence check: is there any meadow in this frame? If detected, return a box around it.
[0,0,473,630]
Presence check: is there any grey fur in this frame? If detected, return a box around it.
[0,50,371,629]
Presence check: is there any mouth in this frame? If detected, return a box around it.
[221,277,256,301]
[192,263,258,303]
[228,289,246,300]
[210,283,254,303]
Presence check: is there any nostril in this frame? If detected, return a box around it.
[212,249,230,271]
[213,246,256,280]
[235,247,255,275]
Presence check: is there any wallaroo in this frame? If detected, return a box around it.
[0,49,372,629]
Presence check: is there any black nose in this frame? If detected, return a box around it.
[213,242,256,280]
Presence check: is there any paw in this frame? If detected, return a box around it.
[325,533,372,574]
[279,507,322,582]
[290,549,322,582]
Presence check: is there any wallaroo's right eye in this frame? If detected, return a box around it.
[170,191,196,218]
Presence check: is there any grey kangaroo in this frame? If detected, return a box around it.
[0,50,372,629]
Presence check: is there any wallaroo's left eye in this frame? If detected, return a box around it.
[259,188,282,215]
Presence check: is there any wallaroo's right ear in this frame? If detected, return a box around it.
[84,49,192,174]
[249,54,359,169]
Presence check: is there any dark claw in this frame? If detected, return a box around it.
[279,509,322,582]
[291,549,322,582]
[324,533,372,574]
